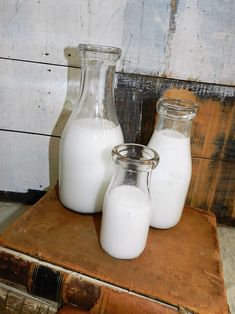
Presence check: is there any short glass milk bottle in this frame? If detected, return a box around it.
[148,98,198,229]
[59,44,124,213]
[100,144,159,259]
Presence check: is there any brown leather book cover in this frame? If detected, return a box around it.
[0,187,229,313]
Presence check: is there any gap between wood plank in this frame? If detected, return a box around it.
[0,56,234,89]
[0,129,60,139]
[0,129,234,163]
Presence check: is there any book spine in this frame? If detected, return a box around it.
[0,249,101,311]
[0,281,57,314]
[0,247,179,313]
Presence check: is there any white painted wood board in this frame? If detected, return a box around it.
[0,59,79,136]
[1,55,235,193]
[0,0,234,85]
[0,131,59,193]
[0,0,234,193]
[0,0,126,66]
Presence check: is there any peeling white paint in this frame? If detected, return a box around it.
[164,0,215,81]
[0,0,234,193]
[0,59,80,136]
[157,0,235,84]
[0,131,59,193]
[0,0,126,66]
[0,0,234,84]
[121,0,170,76]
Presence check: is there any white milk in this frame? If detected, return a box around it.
[59,117,123,213]
[148,129,192,229]
[100,185,151,259]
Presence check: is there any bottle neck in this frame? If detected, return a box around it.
[110,144,159,194]
[111,165,152,195]
[155,98,198,138]
[156,114,193,137]
[73,58,119,125]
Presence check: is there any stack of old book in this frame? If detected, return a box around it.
[0,187,229,313]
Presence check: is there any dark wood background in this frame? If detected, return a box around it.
[116,73,235,226]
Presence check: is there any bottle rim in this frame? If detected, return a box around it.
[156,98,198,120]
[79,43,121,57]
[112,143,159,170]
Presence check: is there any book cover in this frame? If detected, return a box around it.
[0,281,57,313]
[0,187,229,313]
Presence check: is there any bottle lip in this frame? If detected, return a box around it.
[156,98,198,120]
[79,43,121,60]
[112,143,159,170]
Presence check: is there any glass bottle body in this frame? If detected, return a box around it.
[100,144,159,259]
[59,44,124,213]
[148,98,198,229]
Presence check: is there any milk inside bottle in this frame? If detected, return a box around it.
[148,98,198,229]
[100,144,159,259]
[59,44,124,213]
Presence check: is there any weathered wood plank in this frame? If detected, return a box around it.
[0,0,234,85]
[0,131,59,193]
[0,61,234,162]
[187,158,235,225]
[0,0,126,67]
[0,64,234,223]
[115,73,235,224]
[0,130,234,225]
[162,88,235,162]
[160,0,235,85]
[0,59,78,136]
[210,160,235,225]
[116,73,235,162]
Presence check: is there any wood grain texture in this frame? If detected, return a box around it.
[116,74,235,162]
[1,0,234,215]
[1,60,234,160]
[0,0,125,67]
[0,59,76,136]
[0,0,234,85]
[58,288,179,314]
[188,158,235,224]
[0,187,229,314]
[0,248,178,313]
[0,67,234,223]
[0,131,59,193]
[115,73,235,224]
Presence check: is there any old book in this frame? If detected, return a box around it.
[0,281,57,314]
[0,187,229,314]
[0,246,177,314]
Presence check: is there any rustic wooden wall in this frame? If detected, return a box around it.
[0,0,234,224]
[116,74,235,225]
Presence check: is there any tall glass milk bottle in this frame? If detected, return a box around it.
[59,44,124,213]
[100,144,159,259]
[148,98,198,229]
